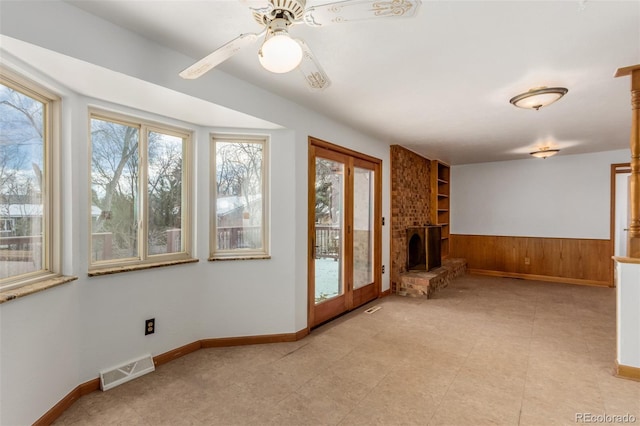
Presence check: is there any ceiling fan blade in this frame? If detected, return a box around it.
[304,0,422,27]
[296,39,331,91]
[179,32,261,79]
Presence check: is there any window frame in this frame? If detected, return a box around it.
[210,134,270,260]
[0,67,63,292]
[88,108,194,272]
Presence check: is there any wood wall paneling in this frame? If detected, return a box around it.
[450,234,611,286]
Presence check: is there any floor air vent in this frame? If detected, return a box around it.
[364,306,382,314]
[100,354,155,391]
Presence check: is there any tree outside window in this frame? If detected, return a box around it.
[0,78,48,283]
[90,112,191,268]
[211,136,268,258]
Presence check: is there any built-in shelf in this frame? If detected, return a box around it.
[430,160,451,259]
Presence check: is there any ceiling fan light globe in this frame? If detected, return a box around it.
[259,33,303,73]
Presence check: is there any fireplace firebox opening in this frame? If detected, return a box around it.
[406,226,441,271]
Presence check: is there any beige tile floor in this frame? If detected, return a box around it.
[54,274,640,425]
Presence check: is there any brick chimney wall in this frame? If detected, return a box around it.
[390,145,432,293]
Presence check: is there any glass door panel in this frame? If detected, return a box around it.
[314,157,345,304]
[353,167,374,289]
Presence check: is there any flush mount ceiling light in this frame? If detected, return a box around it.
[530,147,560,159]
[510,87,568,110]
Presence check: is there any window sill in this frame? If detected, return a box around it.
[0,275,78,304]
[89,258,199,277]
[208,255,271,262]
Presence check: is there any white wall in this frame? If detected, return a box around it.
[616,261,640,368]
[0,2,392,424]
[451,150,631,239]
[0,284,81,425]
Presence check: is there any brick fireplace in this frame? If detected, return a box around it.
[391,145,467,297]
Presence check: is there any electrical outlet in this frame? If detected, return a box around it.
[145,318,155,335]
[524,257,531,265]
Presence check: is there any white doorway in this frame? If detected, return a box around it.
[615,172,631,256]
[611,163,631,286]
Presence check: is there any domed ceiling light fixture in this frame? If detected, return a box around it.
[530,147,560,159]
[510,87,568,110]
[258,17,303,74]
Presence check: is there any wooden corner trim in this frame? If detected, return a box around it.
[468,269,609,287]
[616,362,640,382]
[33,378,100,426]
[201,331,302,348]
[379,289,391,298]
[295,327,310,341]
[153,341,202,367]
[77,378,101,396]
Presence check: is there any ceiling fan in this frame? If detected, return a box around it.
[179,0,422,90]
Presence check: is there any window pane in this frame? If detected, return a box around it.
[148,131,183,255]
[215,141,263,251]
[314,158,344,303]
[90,118,139,261]
[353,167,374,289]
[0,84,45,279]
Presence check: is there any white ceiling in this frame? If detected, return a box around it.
[66,0,640,164]
[0,36,282,130]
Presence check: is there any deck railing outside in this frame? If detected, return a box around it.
[315,224,340,260]
[0,235,41,262]
[216,226,261,250]
[2,225,342,262]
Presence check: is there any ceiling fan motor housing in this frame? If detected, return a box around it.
[253,0,307,26]
[266,18,293,36]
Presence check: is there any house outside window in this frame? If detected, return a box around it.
[0,218,15,233]
[0,68,60,290]
[211,135,269,259]
[89,110,193,271]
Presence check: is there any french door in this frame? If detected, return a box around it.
[308,138,381,328]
